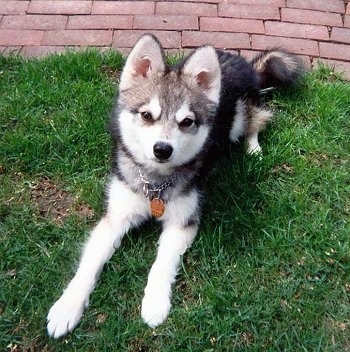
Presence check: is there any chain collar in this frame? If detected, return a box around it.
[138,167,177,199]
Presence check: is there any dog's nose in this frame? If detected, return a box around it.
[153,142,173,160]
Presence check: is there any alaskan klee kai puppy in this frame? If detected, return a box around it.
[47,34,302,338]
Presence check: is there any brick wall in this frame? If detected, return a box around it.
[0,0,349,77]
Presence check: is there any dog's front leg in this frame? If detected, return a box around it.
[47,178,148,338]
[141,190,199,328]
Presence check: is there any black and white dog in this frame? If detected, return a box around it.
[47,34,302,338]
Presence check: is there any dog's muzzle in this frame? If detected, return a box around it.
[153,142,173,161]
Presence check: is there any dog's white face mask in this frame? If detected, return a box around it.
[116,34,221,175]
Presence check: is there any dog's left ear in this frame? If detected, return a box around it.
[119,34,165,90]
[182,46,221,104]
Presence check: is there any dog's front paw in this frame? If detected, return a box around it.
[47,290,88,338]
[141,290,171,328]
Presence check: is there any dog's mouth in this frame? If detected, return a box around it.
[151,157,176,173]
[154,158,170,164]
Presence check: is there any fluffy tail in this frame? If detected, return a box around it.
[251,49,303,92]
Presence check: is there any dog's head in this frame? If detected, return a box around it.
[115,34,221,175]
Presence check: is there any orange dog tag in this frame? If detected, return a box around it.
[150,198,165,218]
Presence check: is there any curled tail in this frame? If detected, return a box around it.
[251,49,303,92]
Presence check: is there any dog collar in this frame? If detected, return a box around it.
[138,167,177,218]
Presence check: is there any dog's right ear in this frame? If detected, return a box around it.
[181,46,221,104]
[119,35,165,90]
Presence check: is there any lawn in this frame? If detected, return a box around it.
[0,50,349,351]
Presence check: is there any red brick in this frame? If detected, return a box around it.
[113,47,133,56]
[286,0,345,13]
[0,1,29,15]
[134,15,198,30]
[42,30,112,46]
[170,0,222,4]
[251,35,319,56]
[113,30,181,49]
[315,59,350,80]
[67,15,133,30]
[224,0,284,5]
[200,17,264,34]
[92,1,154,15]
[21,45,112,57]
[319,43,350,61]
[345,16,350,28]
[28,1,92,15]
[331,27,350,44]
[0,29,43,46]
[182,31,250,49]
[265,21,329,40]
[21,45,67,57]
[166,48,193,57]
[281,8,342,26]
[1,15,67,30]
[240,49,261,61]
[156,2,217,16]
[218,4,280,20]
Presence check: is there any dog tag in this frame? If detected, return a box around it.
[150,198,165,218]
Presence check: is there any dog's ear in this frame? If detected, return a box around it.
[119,34,165,90]
[181,46,221,103]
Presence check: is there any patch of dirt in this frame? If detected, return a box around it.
[7,339,55,352]
[128,339,151,352]
[309,152,348,167]
[75,202,95,219]
[239,331,255,346]
[323,317,350,351]
[100,65,120,83]
[272,163,294,174]
[30,176,94,225]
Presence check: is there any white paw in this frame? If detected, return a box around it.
[141,290,171,328]
[247,143,262,155]
[47,290,88,338]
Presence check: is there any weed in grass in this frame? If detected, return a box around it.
[1,51,349,351]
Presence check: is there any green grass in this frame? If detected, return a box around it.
[1,51,349,351]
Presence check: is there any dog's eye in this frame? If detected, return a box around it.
[179,118,194,129]
[140,111,153,123]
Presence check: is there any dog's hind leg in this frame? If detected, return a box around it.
[47,177,149,338]
[246,131,262,154]
[245,105,272,154]
[141,190,199,328]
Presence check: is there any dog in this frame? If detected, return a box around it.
[47,34,302,338]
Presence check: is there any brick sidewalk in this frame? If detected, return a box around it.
[0,0,349,78]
